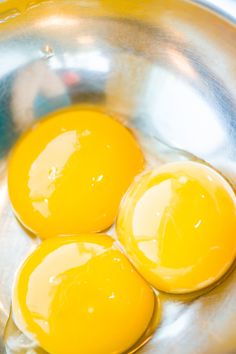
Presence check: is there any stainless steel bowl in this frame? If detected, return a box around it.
[0,1,236,353]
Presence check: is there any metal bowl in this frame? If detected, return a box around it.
[0,1,236,353]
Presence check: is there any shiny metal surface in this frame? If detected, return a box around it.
[196,0,236,22]
[0,0,236,353]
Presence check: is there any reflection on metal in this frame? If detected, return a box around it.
[0,0,236,353]
[195,0,236,22]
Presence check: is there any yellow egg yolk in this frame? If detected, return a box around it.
[117,161,236,294]
[8,109,144,239]
[12,235,155,354]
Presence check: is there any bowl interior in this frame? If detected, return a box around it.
[0,1,236,353]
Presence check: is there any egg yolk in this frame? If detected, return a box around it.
[8,109,144,239]
[117,161,236,294]
[12,235,155,354]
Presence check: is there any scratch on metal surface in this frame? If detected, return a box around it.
[27,0,55,11]
[0,8,21,23]
[0,0,56,24]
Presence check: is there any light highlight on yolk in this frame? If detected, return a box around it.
[8,109,144,239]
[12,235,155,354]
[117,161,236,294]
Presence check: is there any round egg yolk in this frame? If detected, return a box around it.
[117,161,236,294]
[8,109,144,239]
[12,235,155,354]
